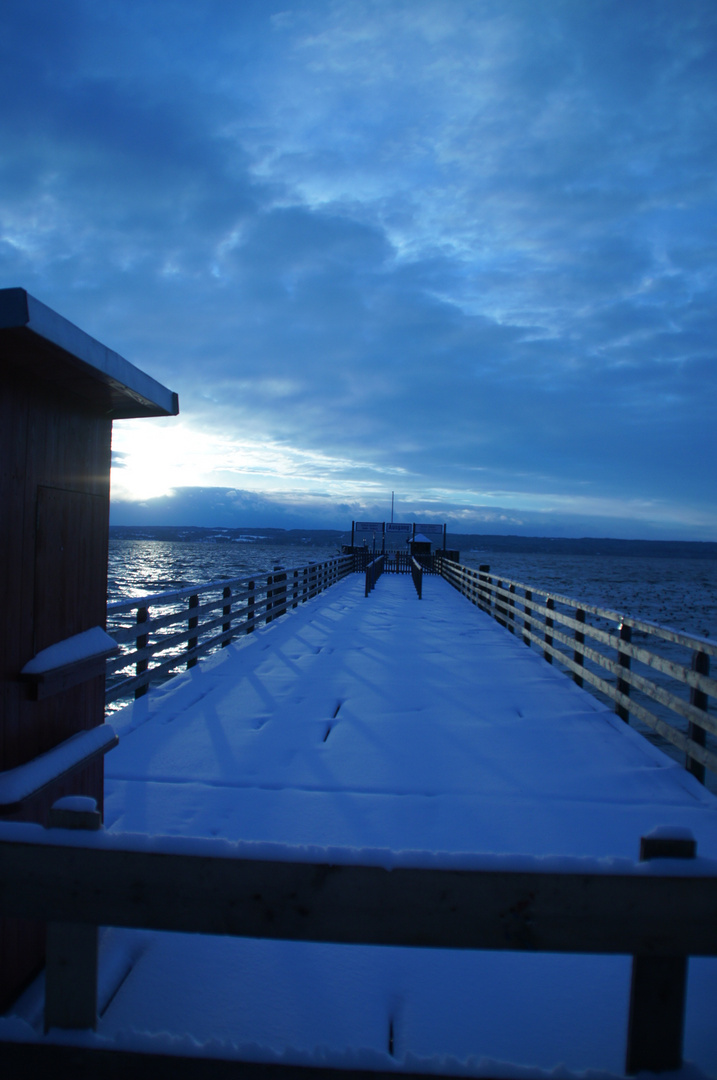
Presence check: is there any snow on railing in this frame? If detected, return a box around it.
[436,555,717,785]
[105,554,356,709]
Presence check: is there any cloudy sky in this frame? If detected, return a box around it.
[2,1,716,538]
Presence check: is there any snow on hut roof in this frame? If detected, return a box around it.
[0,287,179,419]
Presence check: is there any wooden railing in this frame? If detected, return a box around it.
[364,554,385,596]
[436,556,717,784]
[105,555,355,707]
[347,550,438,574]
[1,814,714,1075]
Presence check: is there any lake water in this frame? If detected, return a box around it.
[107,538,345,603]
[109,537,717,641]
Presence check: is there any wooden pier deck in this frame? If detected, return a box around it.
[4,573,717,1076]
[104,574,717,861]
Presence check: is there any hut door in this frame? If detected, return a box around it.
[34,485,107,654]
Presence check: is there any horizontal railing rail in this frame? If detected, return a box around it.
[0,818,713,1074]
[437,556,717,785]
[105,555,355,708]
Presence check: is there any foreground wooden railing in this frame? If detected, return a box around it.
[437,556,717,784]
[105,555,355,707]
[0,813,714,1076]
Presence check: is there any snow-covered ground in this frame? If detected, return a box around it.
[6,574,717,1076]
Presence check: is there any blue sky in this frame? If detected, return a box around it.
[2,1,716,538]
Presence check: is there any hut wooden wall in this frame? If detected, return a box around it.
[0,363,111,1009]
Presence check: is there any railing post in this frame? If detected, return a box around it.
[135,605,149,698]
[478,565,490,612]
[625,830,696,1074]
[266,573,274,623]
[496,580,506,627]
[687,650,710,784]
[508,583,516,634]
[187,594,199,668]
[573,608,585,686]
[616,622,632,722]
[544,596,554,663]
[273,565,286,618]
[222,585,232,647]
[246,580,255,633]
[45,797,102,1032]
[523,590,532,647]
[293,568,299,609]
[302,566,308,602]
[411,557,423,599]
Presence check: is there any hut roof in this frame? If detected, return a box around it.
[0,287,179,419]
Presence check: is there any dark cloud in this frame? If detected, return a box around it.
[2,1,716,538]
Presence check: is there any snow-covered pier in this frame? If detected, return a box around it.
[2,573,717,1078]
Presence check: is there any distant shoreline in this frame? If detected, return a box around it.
[109,525,717,560]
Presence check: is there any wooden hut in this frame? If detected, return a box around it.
[409,532,433,557]
[0,287,178,1008]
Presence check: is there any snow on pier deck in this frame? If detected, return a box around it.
[105,574,717,862]
[14,574,717,1075]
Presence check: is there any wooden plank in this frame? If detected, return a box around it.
[1,841,716,956]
